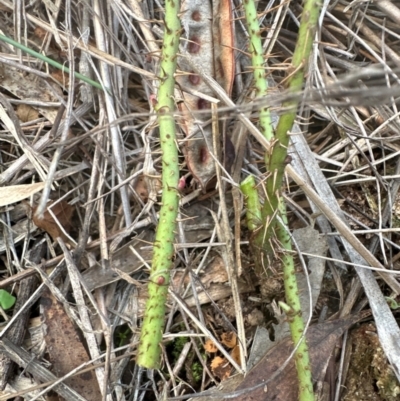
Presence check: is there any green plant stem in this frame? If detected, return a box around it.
[241,0,320,398]
[242,0,274,143]
[260,0,322,230]
[241,184,315,400]
[136,0,181,370]
[240,175,262,231]
[277,201,314,401]
[242,0,277,271]
[0,34,104,91]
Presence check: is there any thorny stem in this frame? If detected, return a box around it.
[277,202,314,401]
[242,0,321,398]
[136,0,181,369]
[240,175,262,231]
[259,0,322,243]
[242,0,277,271]
[242,0,274,143]
[241,181,315,401]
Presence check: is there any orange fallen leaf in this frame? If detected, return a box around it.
[230,345,241,366]
[211,356,231,381]
[204,339,218,353]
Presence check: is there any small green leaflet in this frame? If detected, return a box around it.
[0,289,16,310]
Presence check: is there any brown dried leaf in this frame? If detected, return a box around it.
[202,256,229,287]
[32,200,74,241]
[211,356,231,381]
[172,256,229,289]
[213,0,235,94]
[221,332,237,349]
[0,64,60,123]
[204,339,218,353]
[40,291,101,401]
[16,104,39,122]
[51,70,69,87]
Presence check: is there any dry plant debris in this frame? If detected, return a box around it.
[40,290,102,400]
[32,200,74,242]
[0,0,400,399]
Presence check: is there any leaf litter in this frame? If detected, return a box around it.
[0,0,400,400]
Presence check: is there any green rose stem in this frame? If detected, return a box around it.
[136,0,181,370]
[241,178,314,401]
[242,0,274,142]
[242,0,276,272]
[257,0,322,251]
[276,202,314,401]
[242,0,321,398]
[240,175,262,231]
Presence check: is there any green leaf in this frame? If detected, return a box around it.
[386,296,400,310]
[0,289,16,310]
